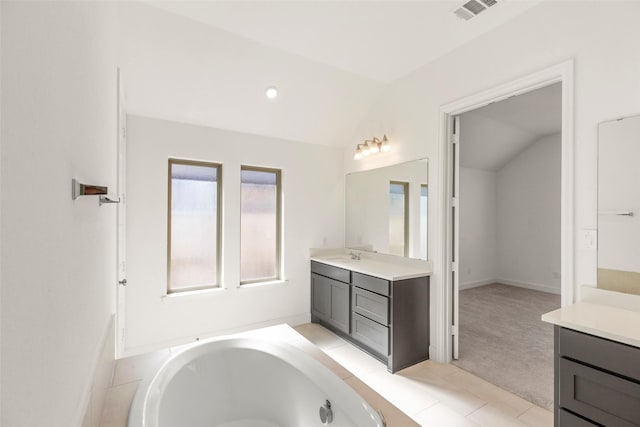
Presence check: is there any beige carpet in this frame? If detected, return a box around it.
[453,283,560,410]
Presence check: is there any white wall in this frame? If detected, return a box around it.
[459,168,498,288]
[347,1,640,361]
[459,136,561,294]
[1,2,117,426]
[118,2,383,148]
[497,134,561,292]
[125,115,344,353]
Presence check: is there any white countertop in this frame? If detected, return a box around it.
[310,248,432,281]
[542,302,640,348]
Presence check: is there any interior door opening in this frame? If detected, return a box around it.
[449,82,564,410]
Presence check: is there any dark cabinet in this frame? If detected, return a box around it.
[311,263,351,334]
[555,326,640,427]
[311,260,429,373]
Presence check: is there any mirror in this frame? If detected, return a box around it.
[346,159,428,259]
[597,115,640,295]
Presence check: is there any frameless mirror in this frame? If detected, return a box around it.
[346,159,428,259]
[597,115,640,295]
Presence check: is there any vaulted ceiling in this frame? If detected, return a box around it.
[460,82,562,171]
[122,1,546,148]
[146,0,543,83]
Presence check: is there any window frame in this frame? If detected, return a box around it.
[389,180,410,257]
[167,158,223,294]
[239,165,282,286]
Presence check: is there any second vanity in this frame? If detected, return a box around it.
[542,288,640,427]
[310,249,432,373]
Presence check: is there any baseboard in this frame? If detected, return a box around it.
[78,315,116,427]
[461,278,561,295]
[121,313,312,358]
[460,279,496,290]
[497,278,561,295]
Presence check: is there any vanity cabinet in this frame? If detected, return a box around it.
[310,260,429,373]
[554,326,640,427]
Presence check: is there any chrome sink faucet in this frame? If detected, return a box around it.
[349,251,361,260]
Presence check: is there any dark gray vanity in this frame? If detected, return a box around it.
[542,292,640,427]
[553,326,640,426]
[310,260,430,373]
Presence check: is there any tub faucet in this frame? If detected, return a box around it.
[349,251,361,260]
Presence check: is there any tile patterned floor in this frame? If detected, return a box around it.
[99,323,553,427]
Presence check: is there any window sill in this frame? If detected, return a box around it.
[161,287,227,303]
[238,279,289,290]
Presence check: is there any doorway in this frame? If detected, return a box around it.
[439,61,574,366]
[453,83,562,409]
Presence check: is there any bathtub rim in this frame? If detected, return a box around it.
[127,335,386,427]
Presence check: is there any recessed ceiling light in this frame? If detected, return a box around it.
[265,86,278,99]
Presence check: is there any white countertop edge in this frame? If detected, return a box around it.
[542,302,640,348]
[310,256,432,281]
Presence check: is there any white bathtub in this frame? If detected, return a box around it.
[128,337,387,427]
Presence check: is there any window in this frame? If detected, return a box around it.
[167,159,221,293]
[389,181,409,257]
[240,166,281,284]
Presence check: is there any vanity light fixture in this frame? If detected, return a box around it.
[354,135,390,160]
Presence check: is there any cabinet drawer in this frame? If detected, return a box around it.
[351,312,389,357]
[352,272,389,296]
[559,327,640,380]
[352,286,388,325]
[559,357,640,427]
[311,261,350,283]
[558,409,598,427]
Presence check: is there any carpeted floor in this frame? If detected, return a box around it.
[453,283,560,410]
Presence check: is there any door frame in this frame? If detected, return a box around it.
[115,68,127,358]
[436,60,575,363]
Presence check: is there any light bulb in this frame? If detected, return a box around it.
[381,135,391,152]
[354,145,363,160]
[265,86,278,99]
[370,142,380,154]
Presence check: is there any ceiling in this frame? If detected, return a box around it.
[460,82,562,171]
[146,0,544,83]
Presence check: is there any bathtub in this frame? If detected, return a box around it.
[128,336,387,427]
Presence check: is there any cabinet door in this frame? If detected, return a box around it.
[311,274,350,334]
[330,279,350,334]
[311,274,331,321]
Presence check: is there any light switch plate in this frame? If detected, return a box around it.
[582,229,597,250]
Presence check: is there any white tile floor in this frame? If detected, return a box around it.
[99,323,553,427]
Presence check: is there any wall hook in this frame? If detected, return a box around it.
[99,195,120,206]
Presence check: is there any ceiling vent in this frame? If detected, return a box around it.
[453,0,499,21]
